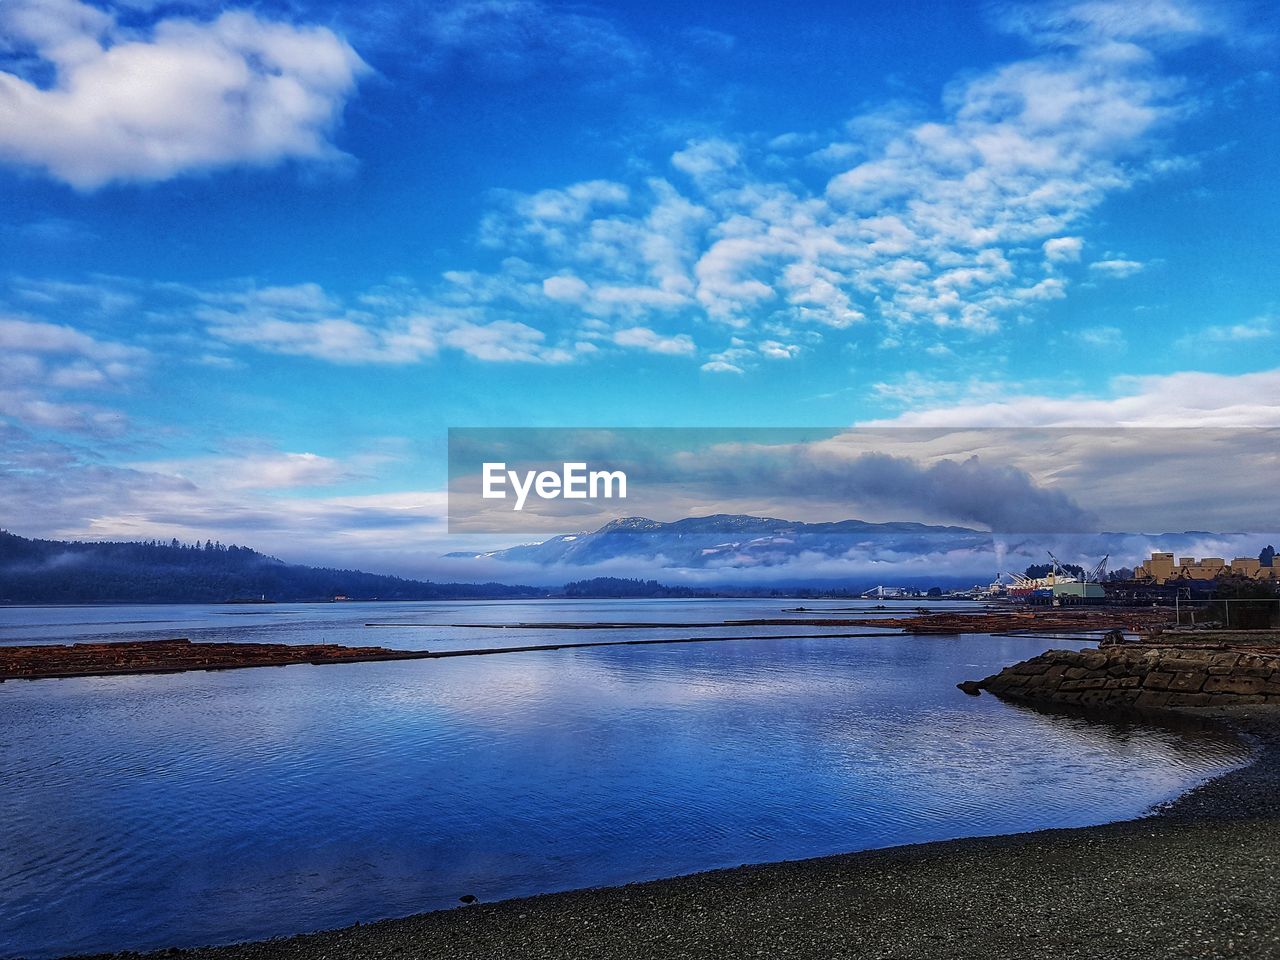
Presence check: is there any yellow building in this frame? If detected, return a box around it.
[1135,551,1277,584]
[1232,557,1262,577]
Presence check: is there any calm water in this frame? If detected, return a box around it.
[0,601,1251,959]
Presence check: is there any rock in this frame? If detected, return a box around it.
[1202,676,1267,696]
[1167,672,1208,693]
[978,643,1280,715]
[1167,692,1214,707]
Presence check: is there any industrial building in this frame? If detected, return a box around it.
[1135,552,1279,585]
[999,553,1108,604]
[1051,581,1106,601]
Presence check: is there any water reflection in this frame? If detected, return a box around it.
[0,604,1251,960]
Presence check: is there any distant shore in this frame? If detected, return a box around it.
[5,608,1178,682]
[69,706,1280,960]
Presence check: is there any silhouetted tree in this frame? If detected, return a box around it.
[1025,562,1085,579]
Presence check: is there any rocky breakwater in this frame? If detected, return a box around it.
[963,645,1280,711]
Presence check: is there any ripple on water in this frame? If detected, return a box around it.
[0,603,1252,960]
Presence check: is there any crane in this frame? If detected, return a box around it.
[1084,554,1109,583]
[1046,550,1076,584]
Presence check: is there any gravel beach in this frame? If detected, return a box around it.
[68,707,1280,960]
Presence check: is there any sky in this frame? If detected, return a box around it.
[0,0,1278,577]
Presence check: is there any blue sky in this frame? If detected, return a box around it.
[1,0,1278,573]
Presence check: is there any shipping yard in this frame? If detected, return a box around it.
[901,549,1280,610]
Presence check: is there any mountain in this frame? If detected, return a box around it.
[442,515,1278,588]
[0,531,544,604]
[444,513,990,568]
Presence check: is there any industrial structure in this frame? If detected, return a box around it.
[992,552,1107,604]
[860,585,915,599]
[1134,552,1279,585]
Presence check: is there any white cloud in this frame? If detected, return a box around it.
[866,367,1280,428]
[699,337,760,373]
[454,0,1222,359]
[997,0,1230,48]
[1090,258,1146,277]
[611,327,696,355]
[0,316,146,432]
[1078,325,1126,347]
[0,0,367,189]
[871,372,1018,407]
[136,451,359,492]
[542,274,591,302]
[196,283,578,365]
[1,0,1235,377]
[1175,315,1276,349]
[700,359,744,374]
[1043,236,1084,262]
[0,316,138,362]
[443,320,575,363]
[125,278,687,366]
[758,339,801,359]
[1200,317,1275,342]
[1013,277,1068,301]
[671,138,741,185]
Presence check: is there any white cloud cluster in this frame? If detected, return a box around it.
[1043,236,1084,262]
[1190,316,1276,345]
[0,0,1236,378]
[699,335,804,373]
[5,0,1228,373]
[190,279,710,365]
[996,0,1230,48]
[867,367,1280,428]
[612,326,695,355]
[438,0,1222,370]
[135,450,360,492]
[0,316,146,431]
[194,282,582,365]
[1090,258,1146,278]
[0,0,367,189]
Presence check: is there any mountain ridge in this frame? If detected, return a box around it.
[444,513,988,568]
[0,530,542,604]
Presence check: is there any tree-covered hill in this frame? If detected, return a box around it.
[0,531,544,603]
[562,577,713,598]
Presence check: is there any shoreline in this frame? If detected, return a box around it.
[65,706,1280,960]
[6,608,1173,682]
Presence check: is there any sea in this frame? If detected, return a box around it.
[0,599,1250,959]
